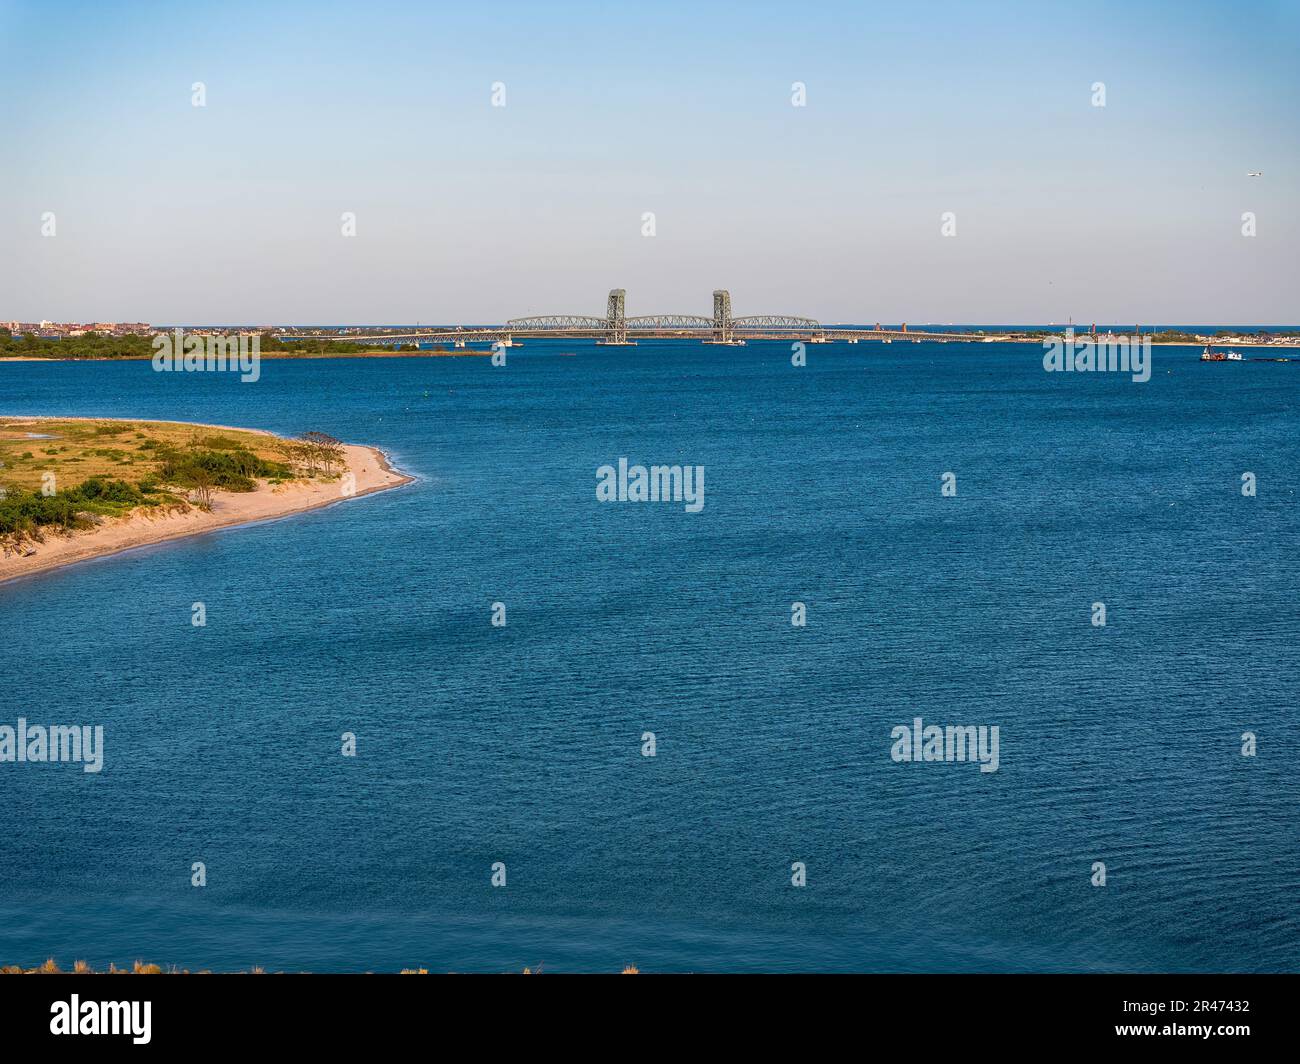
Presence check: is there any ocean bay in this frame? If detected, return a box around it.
[1,339,1296,972]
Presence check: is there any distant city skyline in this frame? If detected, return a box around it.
[1,0,1296,323]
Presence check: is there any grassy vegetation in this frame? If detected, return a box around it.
[0,418,341,549]
[0,477,163,537]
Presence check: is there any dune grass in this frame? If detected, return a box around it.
[0,418,291,492]
[0,418,340,549]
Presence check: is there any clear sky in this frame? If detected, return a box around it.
[1,0,1296,324]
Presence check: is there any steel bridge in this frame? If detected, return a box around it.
[275,290,994,346]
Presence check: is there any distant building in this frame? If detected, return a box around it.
[1,320,153,337]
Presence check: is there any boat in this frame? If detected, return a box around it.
[1201,345,1226,362]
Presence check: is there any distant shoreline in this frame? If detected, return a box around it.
[0,417,413,587]
[4,338,1300,362]
[0,349,491,362]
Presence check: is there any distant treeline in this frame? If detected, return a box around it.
[0,329,414,359]
[1,330,156,359]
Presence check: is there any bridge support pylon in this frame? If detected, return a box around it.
[714,289,731,342]
[596,288,636,345]
[703,289,744,345]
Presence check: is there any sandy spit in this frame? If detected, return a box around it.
[0,417,413,587]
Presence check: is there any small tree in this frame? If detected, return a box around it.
[190,468,215,510]
[299,431,345,475]
[278,440,312,475]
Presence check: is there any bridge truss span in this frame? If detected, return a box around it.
[504,315,610,331]
[625,315,716,330]
[730,315,822,331]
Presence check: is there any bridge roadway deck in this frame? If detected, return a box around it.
[276,328,997,344]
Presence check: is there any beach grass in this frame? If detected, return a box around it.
[0,418,292,493]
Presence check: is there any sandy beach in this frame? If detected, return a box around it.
[0,418,412,587]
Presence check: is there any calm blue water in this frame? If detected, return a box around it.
[1,341,1297,972]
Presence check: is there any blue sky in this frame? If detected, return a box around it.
[1,0,1296,323]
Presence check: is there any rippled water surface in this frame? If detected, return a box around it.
[1,341,1296,972]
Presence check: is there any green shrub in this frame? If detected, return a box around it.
[0,477,155,536]
[157,446,289,493]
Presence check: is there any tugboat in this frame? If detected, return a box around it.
[1201,344,1226,362]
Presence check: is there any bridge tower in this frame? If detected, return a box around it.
[712,289,732,343]
[602,288,629,344]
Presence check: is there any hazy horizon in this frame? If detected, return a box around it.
[2,0,1296,324]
